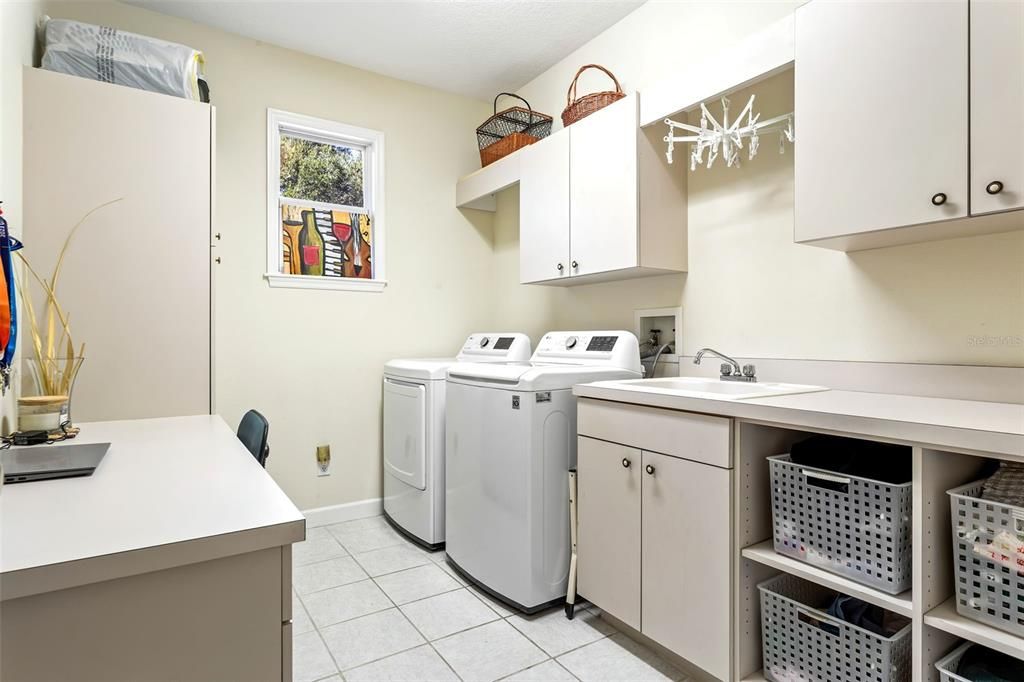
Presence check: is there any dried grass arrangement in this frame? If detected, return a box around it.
[17,198,122,398]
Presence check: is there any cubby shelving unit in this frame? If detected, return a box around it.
[732,422,1024,682]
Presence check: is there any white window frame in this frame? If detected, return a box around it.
[265,108,386,292]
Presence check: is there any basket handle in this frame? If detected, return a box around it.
[494,92,535,121]
[566,64,624,106]
[797,609,841,637]
[802,469,851,494]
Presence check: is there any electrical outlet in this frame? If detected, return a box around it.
[316,444,331,476]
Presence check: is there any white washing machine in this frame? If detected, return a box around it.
[444,330,642,612]
[383,333,531,550]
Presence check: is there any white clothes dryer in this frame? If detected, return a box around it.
[383,333,531,549]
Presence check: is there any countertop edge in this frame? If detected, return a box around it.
[573,385,1024,459]
[1,517,305,601]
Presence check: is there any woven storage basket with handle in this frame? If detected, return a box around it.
[477,93,552,167]
[561,64,625,127]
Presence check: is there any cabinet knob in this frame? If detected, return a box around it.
[215,256,222,264]
[557,263,564,272]
[986,181,1004,195]
[215,232,222,240]
[621,457,631,468]
[645,464,655,476]
[572,261,579,270]
[931,192,947,206]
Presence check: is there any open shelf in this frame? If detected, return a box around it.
[924,597,1024,662]
[454,149,521,211]
[741,540,914,618]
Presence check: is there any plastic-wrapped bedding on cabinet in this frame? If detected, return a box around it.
[40,18,208,102]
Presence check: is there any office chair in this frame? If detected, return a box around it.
[237,409,270,467]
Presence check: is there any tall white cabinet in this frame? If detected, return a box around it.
[23,68,213,422]
[518,95,687,285]
[795,0,1024,250]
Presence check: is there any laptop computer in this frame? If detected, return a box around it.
[2,442,111,484]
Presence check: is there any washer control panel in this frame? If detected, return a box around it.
[458,333,532,362]
[534,331,642,371]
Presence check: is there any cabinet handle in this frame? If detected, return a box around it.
[557,263,564,272]
[986,181,1004,195]
[572,260,579,270]
[645,464,655,476]
[621,457,631,468]
[931,192,947,206]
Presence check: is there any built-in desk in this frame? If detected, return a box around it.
[0,415,305,682]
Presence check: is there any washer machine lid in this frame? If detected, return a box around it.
[384,358,457,382]
[447,363,641,391]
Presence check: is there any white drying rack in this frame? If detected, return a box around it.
[664,94,794,170]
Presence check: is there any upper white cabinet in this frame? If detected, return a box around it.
[518,95,687,285]
[795,1,968,246]
[795,0,1024,251]
[519,128,570,283]
[970,0,1024,216]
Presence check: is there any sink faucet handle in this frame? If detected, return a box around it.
[719,363,733,376]
[742,364,757,378]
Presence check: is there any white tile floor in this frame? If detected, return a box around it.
[292,515,687,682]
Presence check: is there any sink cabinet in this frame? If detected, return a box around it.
[576,399,733,680]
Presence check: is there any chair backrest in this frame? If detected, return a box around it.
[237,409,270,467]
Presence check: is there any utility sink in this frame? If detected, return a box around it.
[611,377,829,400]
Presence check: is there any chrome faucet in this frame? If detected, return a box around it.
[693,348,757,383]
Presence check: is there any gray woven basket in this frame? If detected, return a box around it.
[948,481,1024,638]
[758,573,912,682]
[769,454,913,594]
[933,641,973,682]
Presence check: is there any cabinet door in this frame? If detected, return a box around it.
[569,96,639,277]
[641,452,732,681]
[971,0,1024,215]
[795,1,968,241]
[577,436,641,630]
[519,129,571,283]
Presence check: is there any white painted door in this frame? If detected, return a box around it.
[23,68,212,421]
[641,451,732,682]
[569,96,639,277]
[970,0,1024,215]
[519,129,570,283]
[795,0,969,241]
[577,436,641,630]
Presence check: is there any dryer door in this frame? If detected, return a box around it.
[383,377,427,490]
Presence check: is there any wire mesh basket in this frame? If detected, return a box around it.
[476,93,552,167]
[758,573,912,682]
[948,481,1024,638]
[934,641,973,682]
[769,454,913,594]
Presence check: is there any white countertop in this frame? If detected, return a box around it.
[574,382,1024,458]
[0,415,305,599]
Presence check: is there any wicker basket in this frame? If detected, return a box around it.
[561,64,625,127]
[476,93,552,167]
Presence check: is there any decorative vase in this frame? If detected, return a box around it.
[20,356,84,431]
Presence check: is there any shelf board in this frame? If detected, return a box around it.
[924,597,1024,662]
[455,150,521,211]
[741,541,914,618]
[741,671,767,681]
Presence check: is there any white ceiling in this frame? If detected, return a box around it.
[126,1,645,99]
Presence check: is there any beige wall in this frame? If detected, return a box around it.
[43,1,494,510]
[501,0,1024,368]
[0,0,43,434]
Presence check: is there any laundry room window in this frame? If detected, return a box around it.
[265,109,386,292]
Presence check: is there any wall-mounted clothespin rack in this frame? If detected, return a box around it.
[663,94,794,170]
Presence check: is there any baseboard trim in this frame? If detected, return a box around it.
[302,497,383,528]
